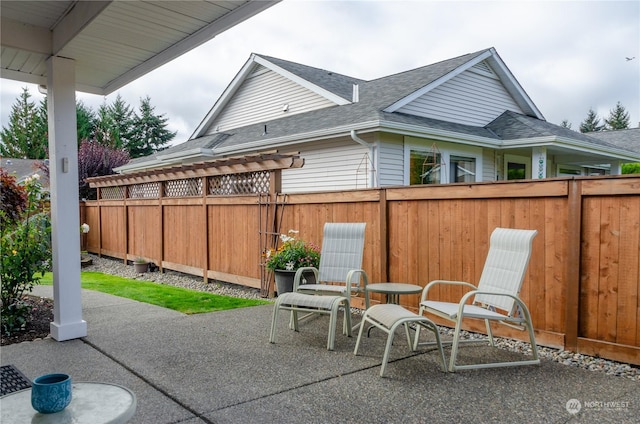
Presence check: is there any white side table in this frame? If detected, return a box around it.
[1,382,136,424]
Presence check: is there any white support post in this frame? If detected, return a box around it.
[47,56,87,341]
[532,147,547,179]
[610,160,621,175]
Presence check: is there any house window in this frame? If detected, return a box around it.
[410,150,441,184]
[504,154,530,180]
[507,162,526,180]
[450,155,476,183]
[409,149,479,184]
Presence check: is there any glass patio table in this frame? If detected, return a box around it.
[365,282,423,305]
[1,382,136,424]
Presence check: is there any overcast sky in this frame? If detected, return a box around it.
[1,0,639,146]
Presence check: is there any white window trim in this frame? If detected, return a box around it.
[404,139,483,185]
[504,154,531,180]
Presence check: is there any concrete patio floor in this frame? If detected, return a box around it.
[1,285,638,424]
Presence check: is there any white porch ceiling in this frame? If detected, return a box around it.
[1,0,279,94]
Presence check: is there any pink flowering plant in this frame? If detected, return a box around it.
[265,230,320,271]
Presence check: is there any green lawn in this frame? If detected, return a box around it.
[39,272,269,314]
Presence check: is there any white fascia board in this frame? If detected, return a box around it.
[378,119,503,148]
[114,159,162,174]
[102,1,281,95]
[191,55,260,138]
[503,136,640,161]
[253,55,352,106]
[115,148,214,173]
[156,148,215,161]
[485,48,545,120]
[383,50,493,113]
[212,121,381,155]
[1,68,47,86]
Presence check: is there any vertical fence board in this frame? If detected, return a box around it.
[598,197,620,342]
[617,196,639,346]
[580,197,601,340]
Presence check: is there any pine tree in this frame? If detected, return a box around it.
[94,103,117,147]
[76,100,96,143]
[560,119,572,129]
[604,101,630,130]
[109,94,135,150]
[128,96,175,158]
[0,88,48,159]
[579,108,604,133]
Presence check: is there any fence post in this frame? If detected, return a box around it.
[202,176,209,283]
[379,188,388,283]
[565,179,582,351]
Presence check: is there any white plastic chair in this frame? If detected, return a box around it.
[414,227,540,372]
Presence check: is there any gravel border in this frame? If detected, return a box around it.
[84,254,639,382]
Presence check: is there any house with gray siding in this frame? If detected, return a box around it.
[116,48,640,191]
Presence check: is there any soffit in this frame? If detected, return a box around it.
[1,1,279,95]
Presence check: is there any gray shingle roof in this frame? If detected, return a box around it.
[585,128,640,154]
[126,49,639,169]
[205,49,493,151]
[257,55,365,102]
[486,111,636,152]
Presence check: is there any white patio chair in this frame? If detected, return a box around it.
[269,223,368,350]
[414,227,540,372]
[296,222,368,304]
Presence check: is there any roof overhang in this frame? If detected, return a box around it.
[1,1,280,95]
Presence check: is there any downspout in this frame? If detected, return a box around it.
[350,129,377,188]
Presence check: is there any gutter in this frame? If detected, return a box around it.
[350,129,377,188]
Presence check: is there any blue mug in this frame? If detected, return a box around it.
[31,373,72,414]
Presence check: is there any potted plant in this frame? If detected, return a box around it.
[80,223,92,267]
[133,257,148,273]
[265,230,320,294]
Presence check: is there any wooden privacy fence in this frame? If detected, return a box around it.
[82,170,640,366]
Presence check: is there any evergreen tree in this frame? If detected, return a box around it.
[604,101,630,130]
[579,108,604,133]
[560,119,572,129]
[109,94,136,150]
[76,100,96,143]
[128,96,175,158]
[94,103,117,147]
[0,88,48,159]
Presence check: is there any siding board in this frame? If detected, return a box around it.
[209,66,335,132]
[398,67,524,126]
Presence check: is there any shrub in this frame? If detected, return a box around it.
[1,174,51,335]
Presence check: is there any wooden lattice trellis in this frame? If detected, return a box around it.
[208,171,270,195]
[165,178,202,197]
[129,182,160,199]
[99,186,125,200]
